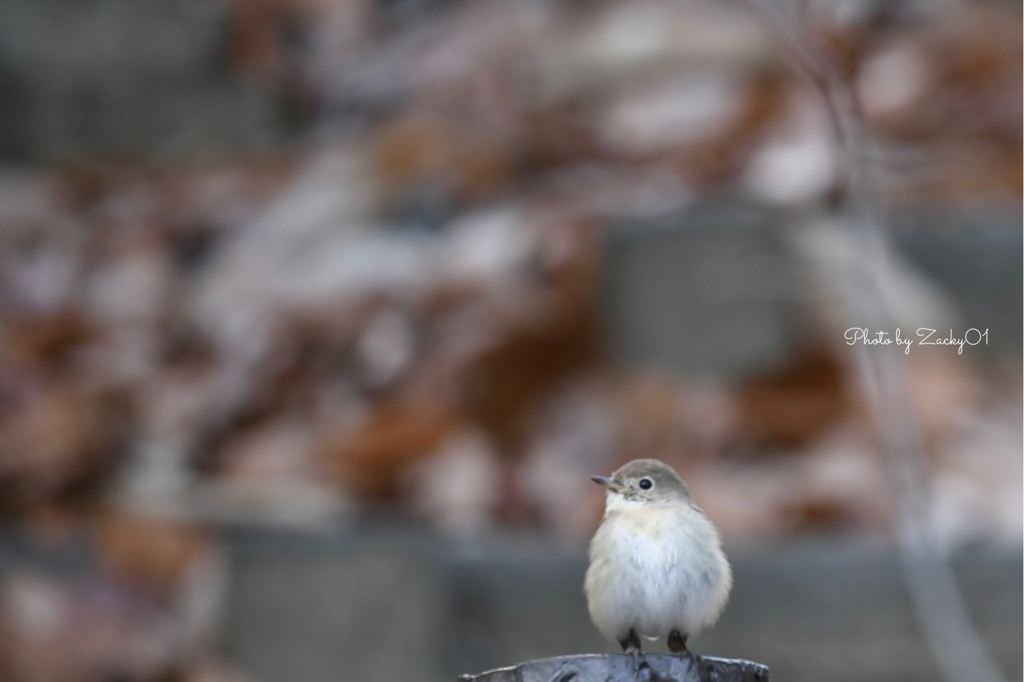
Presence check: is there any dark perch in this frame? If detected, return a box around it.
[458,654,770,682]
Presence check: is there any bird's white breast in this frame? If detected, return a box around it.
[584,500,731,643]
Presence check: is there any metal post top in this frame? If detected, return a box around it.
[459,654,770,682]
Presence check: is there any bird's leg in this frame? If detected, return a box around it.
[667,630,691,657]
[618,629,647,673]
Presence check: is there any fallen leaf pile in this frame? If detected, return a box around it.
[0,1,1020,679]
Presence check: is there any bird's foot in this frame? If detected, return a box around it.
[630,652,654,682]
[668,630,697,661]
[629,648,650,673]
[619,629,650,678]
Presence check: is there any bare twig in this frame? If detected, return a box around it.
[746,3,1008,682]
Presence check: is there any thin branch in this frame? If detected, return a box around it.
[746,3,1008,682]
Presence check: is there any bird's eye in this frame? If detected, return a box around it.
[638,478,653,490]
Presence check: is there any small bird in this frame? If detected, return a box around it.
[584,459,732,667]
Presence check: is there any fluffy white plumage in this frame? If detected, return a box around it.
[584,461,731,649]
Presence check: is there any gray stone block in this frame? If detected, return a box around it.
[891,207,1023,358]
[221,528,450,682]
[600,203,1022,382]
[0,0,289,161]
[601,202,802,381]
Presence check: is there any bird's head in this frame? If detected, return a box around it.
[591,458,693,506]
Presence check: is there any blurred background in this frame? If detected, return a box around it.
[0,0,1020,681]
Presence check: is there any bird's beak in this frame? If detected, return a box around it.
[591,475,626,493]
